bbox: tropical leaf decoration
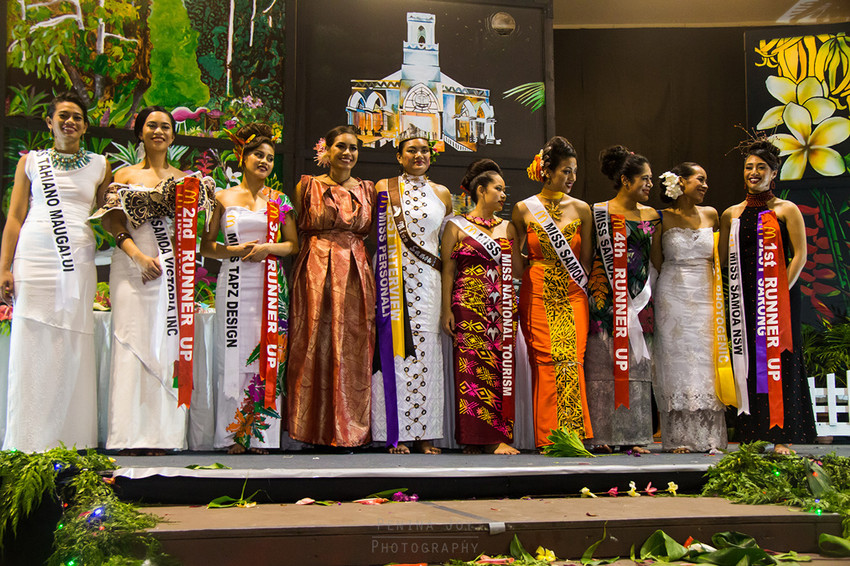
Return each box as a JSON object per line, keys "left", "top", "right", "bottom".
{"left": 106, "top": 141, "right": 142, "bottom": 170}
{"left": 503, "top": 81, "right": 545, "bottom": 112}
{"left": 7, "top": 85, "right": 51, "bottom": 118}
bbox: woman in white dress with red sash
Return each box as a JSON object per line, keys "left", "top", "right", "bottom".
{"left": 101, "top": 106, "right": 189, "bottom": 454}
{"left": 201, "top": 123, "right": 298, "bottom": 454}
{"left": 372, "top": 135, "right": 453, "bottom": 454}
{"left": 0, "top": 92, "right": 111, "bottom": 452}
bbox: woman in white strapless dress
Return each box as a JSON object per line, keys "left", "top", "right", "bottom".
{"left": 201, "top": 123, "right": 298, "bottom": 454}
{"left": 654, "top": 162, "right": 727, "bottom": 453}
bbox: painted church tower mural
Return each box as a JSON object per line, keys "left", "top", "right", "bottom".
{"left": 346, "top": 12, "right": 499, "bottom": 152}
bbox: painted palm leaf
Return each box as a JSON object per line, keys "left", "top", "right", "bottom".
{"left": 503, "top": 81, "right": 545, "bottom": 112}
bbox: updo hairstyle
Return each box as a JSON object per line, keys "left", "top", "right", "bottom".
{"left": 237, "top": 122, "right": 275, "bottom": 154}
{"left": 742, "top": 139, "right": 781, "bottom": 171}
{"left": 541, "top": 136, "right": 577, "bottom": 179}
{"left": 659, "top": 161, "right": 701, "bottom": 203}
{"left": 133, "top": 106, "right": 176, "bottom": 141}
{"left": 324, "top": 125, "right": 360, "bottom": 149}
{"left": 460, "top": 159, "right": 502, "bottom": 204}
{"left": 599, "top": 145, "right": 649, "bottom": 190}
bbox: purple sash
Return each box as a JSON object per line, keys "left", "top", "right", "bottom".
{"left": 755, "top": 213, "right": 768, "bottom": 394}
{"left": 375, "top": 191, "right": 399, "bottom": 447}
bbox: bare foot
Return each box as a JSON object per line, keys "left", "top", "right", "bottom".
{"left": 412, "top": 440, "right": 441, "bottom": 454}
{"left": 248, "top": 447, "right": 269, "bottom": 455}
{"left": 671, "top": 447, "right": 690, "bottom": 454}
{"left": 631, "top": 446, "right": 651, "bottom": 454}
{"left": 389, "top": 443, "right": 411, "bottom": 454}
{"left": 227, "top": 443, "right": 247, "bottom": 455}
{"left": 483, "top": 442, "right": 520, "bottom": 455}
{"left": 118, "top": 449, "right": 142, "bottom": 456}
{"left": 773, "top": 443, "right": 794, "bottom": 455}
{"left": 590, "top": 444, "right": 612, "bottom": 454}
{"left": 463, "top": 445, "right": 482, "bottom": 455}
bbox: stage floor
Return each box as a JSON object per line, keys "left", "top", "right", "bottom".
{"left": 145, "top": 496, "right": 845, "bottom": 566}
{"left": 111, "top": 443, "right": 850, "bottom": 504}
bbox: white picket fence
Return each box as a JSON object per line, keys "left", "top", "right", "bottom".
{"left": 808, "top": 372, "right": 850, "bottom": 436}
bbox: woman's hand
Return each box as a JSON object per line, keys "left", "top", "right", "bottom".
{"left": 132, "top": 253, "right": 163, "bottom": 283}
{"left": 242, "top": 242, "right": 271, "bottom": 263}
{"left": 441, "top": 309, "right": 456, "bottom": 338}
{"left": 230, "top": 240, "right": 258, "bottom": 259}
{"left": 0, "top": 270, "right": 14, "bottom": 304}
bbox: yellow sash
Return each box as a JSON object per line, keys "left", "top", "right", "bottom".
{"left": 713, "top": 232, "right": 737, "bottom": 406}
{"left": 386, "top": 198, "right": 405, "bottom": 357}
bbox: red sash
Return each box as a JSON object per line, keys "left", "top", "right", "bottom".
{"left": 611, "top": 214, "right": 630, "bottom": 409}
{"left": 261, "top": 200, "right": 280, "bottom": 410}
{"left": 174, "top": 176, "right": 200, "bottom": 408}
{"left": 761, "top": 211, "right": 792, "bottom": 428}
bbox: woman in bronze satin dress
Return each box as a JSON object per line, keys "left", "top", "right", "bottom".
{"left": 287, "top": 125, "right": 376, "bottom": 447}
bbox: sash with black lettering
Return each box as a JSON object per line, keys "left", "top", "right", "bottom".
{"left": 757, "top": 210, "right": 792, "bottom": 428}
{"left": 174, "top": 176, "right": 200, "bottom": 408}
{"left": 727, "top": 217, "right": 750, "bottom": 414}
{"left": 592, "top": 203, "right": 652, "bottom": 409}
{"left": 149, "top": 216, "right": 179, "bottom": 388}
{"left": 712, "top": 231, "right": 736, "bottom": 407}
{"left": 221, "top": 213, "right": 243, "bottom": 401}
{"left": 451, "top": 217, "right": 514, "bottom": 421}
{"left": 261, "top": 200, "right": 280, "bottom": 409}
{"left": 523, "top": 195, "right": 588, "bottom": 292}
{"left": 34, "top": 150, "right": 78, "bottom": 312}
{"left": 375, "top": 191, "right": 400, "bottom": 447}
{"left": 388, "top": 176, "right": 442, "bottom": 270}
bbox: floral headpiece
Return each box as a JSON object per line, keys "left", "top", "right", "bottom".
{"left": 527, "top": 150, "right": 544, "bottom": 182}
{"left": 313, "top": 137, "right": 330, "bottom": 168}
{"left": 660, "top": 171, "right": 683, "bottom": 199}
{"left": 224, "top": 129, "right": 256, "bottom": 167}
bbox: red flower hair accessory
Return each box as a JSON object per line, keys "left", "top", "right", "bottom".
{"left": 313, "top": 138, "right": 330, "bottom": 168}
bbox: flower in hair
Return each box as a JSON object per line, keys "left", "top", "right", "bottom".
{"left": 660, "top": 171, "right": 683, "bottom": 199}
{"left": 224, "top": 129, "right": 256, "bottom": 167}
{"left": 313, "top": 137, "right": 330, "bottom": 168}
{"left": 527, "top": 150, "right": 544, "bottom": 182}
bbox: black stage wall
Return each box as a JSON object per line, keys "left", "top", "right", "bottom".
{"left": 554, "top": 27, "right": 749, "bottom": 213}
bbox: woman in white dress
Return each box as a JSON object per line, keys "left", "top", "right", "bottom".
{"left": 201, "top": 123, "right": 298, "bottom": 454}
{"left": 371, "top": 135, "right": 452, "bottom": 454}
{"left": 654, "top": 162, "right": 728, "bottom": 453}
{"left": 102, "top": 106, "right": 188, "bottom": 454}
{"left": 0, "top": 92, "right": 111, "bottom": 452}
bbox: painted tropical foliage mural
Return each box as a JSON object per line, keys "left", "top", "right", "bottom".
{"left": 6, "top": 0, "right": 284, "bottom": 135}
{"left": 3, "top": 0, "right": 286, "bottom": 302}
{"left": 748, "top": 27, "right": 850, "bottom": 326}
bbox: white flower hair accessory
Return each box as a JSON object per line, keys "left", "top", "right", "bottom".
{"left": 660, "top": 171, "right": 683, "bottom": 199}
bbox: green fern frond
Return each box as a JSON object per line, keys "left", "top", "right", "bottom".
{"left": 503, "top": 82, "right": 545, "bottom": 112}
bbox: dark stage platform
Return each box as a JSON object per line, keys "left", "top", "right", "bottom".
{"left": 111, "top": 443, "right": 850, "bottom": 505}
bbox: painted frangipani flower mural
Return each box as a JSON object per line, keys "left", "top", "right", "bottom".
{"left": 751, "top": 30, "right": 850, "bottom": 324}
{"left": 755, "top": 32, "right": 850, "bottom": 180}
{"left": 771, "top": 102, "right": 850, "bottom": 180}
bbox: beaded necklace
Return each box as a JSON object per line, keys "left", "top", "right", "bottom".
{"left": 462, "top": 213, "right": 502, "bottom": 228}
{"left": 48, "top": 147, "right": 91, "bottom": 171}
{"left": 745, "top": 189, "right": 774, "bottom": 208}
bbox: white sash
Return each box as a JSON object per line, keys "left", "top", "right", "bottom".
{"left": 451, "top": 216, "right": 502, "bottom": 261}
{"left": 523, "top": 195, "right": 588, "bottom": 292}
{"left": 148, "top": 217, "right": 179, "bottom": 391}
{"left": 33, "top": 150, "right": 78, "bottom": 312}
{"left": 222, "top": 221, "right": 244, "bottom": 400}
{"left": 592, "top": 203, "right": 651, "bottom": 361}
{"left": 727, "top": 217, "right": 750, "bottom": 415}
